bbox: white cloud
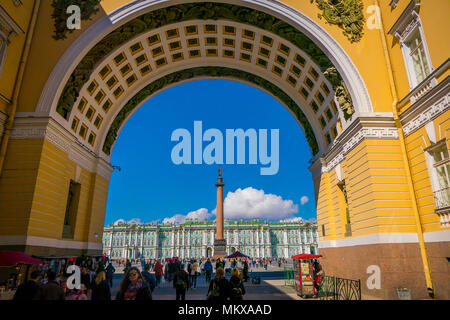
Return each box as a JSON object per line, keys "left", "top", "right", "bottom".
{"left": 280, "top": 217, "right": 304, "bottom": 223}
{"left": 300, "top": 196, "right": 309, "bottom": 205}
{"left": 113, "top": 218, "right": 142, "bottom": 225}
{"left": 223, "top": 187, "right": 298, "bottom": 220}
{"left": 162, "top": 208, "right": 213, "bottom": 225}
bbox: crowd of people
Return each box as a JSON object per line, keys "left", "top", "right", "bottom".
{"left": 6, "top": 255, "right": 298, "bottom": 301}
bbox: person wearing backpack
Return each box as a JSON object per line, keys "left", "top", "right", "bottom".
{"left": 207, "top": 267, "right": 230, "bottom": 301}
{"left": 141, "top": 264, "right": 156, "bottom": 293}
{"left": 173, "top": 264, "right": 189, "bottom": 300}
{"left": 190, "top": 260, "right": 199, "bottom": 289}
{"left": 229, "top": 268, "right": 245, "bottom": 300}
{"left": 203, "top": 258, "right": 213, "bottom": 283}
{"left": 154, "top": 260, "right": 163, "bottom": 287}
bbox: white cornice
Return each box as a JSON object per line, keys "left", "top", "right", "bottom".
{"left": 401, "top": 78, "right": 450, "bottom": 136}
{"left": 388, "top": 0, "right": 421, "bottom": 38}
{"left": 0, "top": 235, "right": 102, "bottom": 250}
{"left": 319, "top": 233, "right": 419, "bottom": 248}
{"left": 319, "top": 114, "right": 398, "bottom": 173}
{"left": 10, "top": 116, "right": 113, "bottom": 180}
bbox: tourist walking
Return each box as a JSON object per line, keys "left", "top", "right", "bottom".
{"left": 91, "top": 269, "right": 111, "bottom": 300}
{"left": 34, "top": 271, "right": 65, "bottom": 300}
{"left": 141, "top": 264, "right": 156, "bottom": 292}
{"left": 203, "top": 258, "right": 213, "bottom": 283}
{"left": 154, "top": 260, "right": 163, "bottom": 287}
{"left": 168, "top": 259, "right": 175, "bottom": 282}
{"left": 173, "top": 264, "right": 189, "bottom": 300}
{"left": 313, "top": 262, "right": 325, "bottom": 294}
{"left": 116, "top": 267, "right": 152, "bottom": 300}
{"left": 242, "top": 259, "right": 249, "bottom": 282}
{"left": 13, "top": 271, "right": 41, "bottom": 300}
{"left": 105, "top": 262, "right": 115, "bottom": 288}
{"left": 207, "top": 267, "right": 230, "bottom": 301}
{"left": 190, "top": 260, "right": 199, "bottom": 289}
{"left": 229, "top": 268, "right": 246, "bottom": 300}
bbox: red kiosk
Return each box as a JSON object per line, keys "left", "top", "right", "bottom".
{"left": 291, "top": 254, "right": 322, "bottom": 298}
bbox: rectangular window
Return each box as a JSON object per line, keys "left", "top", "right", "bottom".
{"left": 401, "top": 27, "right": 432, "bottom": 88}
{"left": 338, "top": 181, "right": 351, "bottom": 237}
{"left": 427, "top": 142, "right": 450, "bottom": 211}
{"left": 62, "top": 180, "right": 81, "bottom": 239}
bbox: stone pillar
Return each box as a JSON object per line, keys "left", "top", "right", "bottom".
{"left": 214, "top": 168, "right": 227, "bottom": 258}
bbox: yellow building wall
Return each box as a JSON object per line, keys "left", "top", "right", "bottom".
{"left": 0, "top": 136, "right": 109, "bottom": 249}
{"left": 405, "top": 110, "right": 450, "bottom": 233}
{"left": 318, "top": 138, "right": 424, "bottom": 242}
{"left": 15, "top": 0, "right": 395, "bottom": 116}
{"left": 0, "top": 0, "right": 34, "bottom": 112}
{"left": 0, "top": 139, "right": 43, "bottom": 235}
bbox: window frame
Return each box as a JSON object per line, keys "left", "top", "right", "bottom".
{"left": 400, "top": 25, "right": 433, "bottom": 89}
{"left": 389, "top": 2, "right": 434, "bottom": 89}
{"left": 426, "top": 140, "right": 450, "bottom": 192}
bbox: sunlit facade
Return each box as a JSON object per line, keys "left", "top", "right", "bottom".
{"left": 102, "top": 220, "right": 319, "bottom": 260}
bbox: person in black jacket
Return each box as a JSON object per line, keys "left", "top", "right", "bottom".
{"left": 229, "top": 268, "right": 246, "bottom": 300}
{"left": 91, "top": 270, "right": 111, "bottom": 300}
{"left": 80, "top": 266, "right": 92, "bottom": 290}
{"left": 116, "top": 267, "right": 152, "bottom": 300}
{"left": 207, "top": 267, "right": 230, "bottom": 301}
{"left": 173, "top": 264, "right": 189, "bottom": 300}
{"left": 13, "top": 270, "right": 41, "bottom": 300}
{"left": 34, "top": 271, "right": 65, "bottom": 300}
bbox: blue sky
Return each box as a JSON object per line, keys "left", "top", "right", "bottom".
{"left": 105, "top": 80, "right": 316, "bottom": 225}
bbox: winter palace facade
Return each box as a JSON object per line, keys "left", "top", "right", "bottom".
{"left": 102, "top": 220, "right": 319, "bottom": 260}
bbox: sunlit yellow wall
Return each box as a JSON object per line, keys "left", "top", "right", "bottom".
{"left": 1, "top": 0, "right": 448, "bottom": 254}
{"left": 0, "top": 139, "right": 43, "bottom": 235}
{"left": 379, "top": 0, "right": 450, "bottom": 101}
{"left": 405, "top": 110, "right": 450, "bottom": 233}
{"left": 318, "top": 137, "right": 424, "bottom": 241}
{"left": 0, "top": 136, "right": 108, "bottom": 248}
{"left": 0, "top": 0, "right": 34, "bottom": 112}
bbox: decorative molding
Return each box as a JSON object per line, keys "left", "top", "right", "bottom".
{"left": 310, "top": 0, "right": 365, "bottom": 43}
{"left": 402, "top": 92, "right": 450, "bottom": 136}
{"left": 410, "top": 77, "right": 438, "bottom": 104}
{"left": 0, "top": 5, "right": 24, "bottom": 35}
{"left": 51, "top": 0, "right": 101, "bottom": 40}
{"left": 102, "top": 66, "right": 320, "bottom": 156}
{"left": 0, "top": 109, "right": 7, "bottom": 137}
{"left": 388, "top": 0, "right": 420, "bottom": 38}
{"left": 37, "top": 0, "right": 373, "bottom": 140}
{"left": 399, "top": 58, "right": 450, "bottom": 107}
{"left": 320, "top": 114, "right": 398, "bottom": 173}
{"left": 389, "top": 0, "right": 399, "bottom": 9}
{"left": 54, "top": 2, "right": 356, "bottom": 121}
{"left": 12, "top": 0, "right": 23, "bottom": 7}
{"left": 322, "top": 127, "right": 398, "bottom": 173}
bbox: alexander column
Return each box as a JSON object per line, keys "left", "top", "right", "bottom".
{"left": 213, "top": 168, "right": 227, "bottom": 258}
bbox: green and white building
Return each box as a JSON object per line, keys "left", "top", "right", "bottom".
{"left": 102, "top": 219, "right": 319, "bottom": 259}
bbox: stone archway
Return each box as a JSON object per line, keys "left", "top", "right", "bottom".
{"left": 35, "top": 1, "right": 373, "bottom": 163}
{"left": 1, "top": 0, "right": 376, "bottom": 258}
